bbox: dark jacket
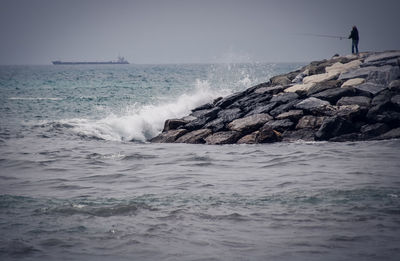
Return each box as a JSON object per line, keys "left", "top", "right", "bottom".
{"left": 349, "top": 27, "right": 359, "bottom": 41}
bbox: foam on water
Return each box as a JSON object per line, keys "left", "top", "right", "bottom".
{"left": 61, "top": 79, "right": 230, "bottom": 141}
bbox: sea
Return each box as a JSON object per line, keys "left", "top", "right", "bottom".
{"left": 1, "top": 63, "right": 400, "bottom": 261}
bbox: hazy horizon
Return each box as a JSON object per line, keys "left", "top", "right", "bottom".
{"left": 1, "top": 0, "right": 399, "bottom": 65}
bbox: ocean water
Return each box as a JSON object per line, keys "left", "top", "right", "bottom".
{"left": 1, "top": 63, "right": 400, "bottom": 261}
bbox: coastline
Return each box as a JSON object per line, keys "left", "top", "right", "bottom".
{"left": 151, "top": 50, "right": 400, "bottom": 144}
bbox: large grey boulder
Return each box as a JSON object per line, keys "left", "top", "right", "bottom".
{"left": 276, "top": 110, "right": 304, "bottom": 121}
{"left": 245, "top": 102, "right": 278, "bottom": 116}
{"left": 363, "top": 51, "right": 400, "bottom": 64}
{"left": 360, "top": 123, "right": 390, "bottom": 139}
{"left": 270, "top": 92, "right": 299, "bottom": 104}
{"left": 237, "top": 131, "right": 259, "bottom": 144}
{"left": 227, "top": 113, "right": 273, "bottom": 134}
{"left": 354, "top": 82, "right": 387, "bottom": 96}
{"left": 307, "top": 80, "right": 340, "bottom": 96}
{"left": 269, "top": 100, "right": 299, "bottom": 117}
{"left": 163, "top": 119, "right": 188, "bottom": 132}
{"left": 254, "top": 85, "right": 285, "bottom": 95}
{"left": 214, "top": 92, "right": 246, "bottom": 109}
{"left": 270, "top": 75, "right": 291, "bottom": 86}
{"left": 205, "top": 131, "right": 241, "bottom": 145}
{"left": 263, "top": 119, "right": 294, "bottom": 132}
{"left": 282, "top": 129, "right": 315, "bottom": 142}
{"left": 150, "top": 129, "right": 188, "bottom": 143}
{"left": 296, "top": 115, "right": 325, "bottom": 129}
{"left": 312, "top": 87, "right": 356, "bottom": 103}
{"left": 175, "top": 129, "right": 212, "bottom": 144}
{"left": 375, "top": 127, "right": 400, "bottom": 140}
{"left": 257, "top": 125, "right": 280, "bottom": 143}
{"left": 339, "top": 65, "right": 400, "bottom": 85}
{"left": 315, "top": 116, "right": 355, "bottom": 140}
{"left": 336, "top": 96, "right": 371, "bottom": 108}
{"left": 295, "top": 97, "right": 330, "bottom": 111}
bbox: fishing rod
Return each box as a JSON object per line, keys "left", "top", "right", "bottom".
{"left": 297, "top": 33, "right": 346, "bottom": 40}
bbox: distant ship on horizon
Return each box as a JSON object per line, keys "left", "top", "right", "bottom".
{"left": 52, "top": 56, "right": 129, "bottom": 65}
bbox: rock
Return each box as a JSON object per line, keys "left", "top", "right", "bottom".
{"left": 336, "top": 96, "right": 371, "bottom": 108}
{"left": 163, "top": 119, "right": 188, "bottom": 132}
{"left": 190, "top": 107, "right": 220, "bottom": 119}
{"left": 217, "top": 108, "right": 243, "bottom": 122}
{"left": 363, "top": 50, "right": 400, "bottom": 64}
{"left": 254, "top": 85, "right": 284, "bottom": 95}
{"left": 335, "top": 105, "right": 364, "bottom": 120}
{"left": 291, "top": 69, "right": 309, "bottom": 84}
{"left": 263, "top": 119, "right": 294, "bottom": 132}
{"left": 150, "top": 129, "right": 188, "bottom": 143}
{"left": 325, "top": 60, "right": 362, "bottom": 74}
{"left": 175, "top": 129, "right": 212, "bottom": 144}
{"left": 391, "top": 95, "right": 400, "bottom": 108}
{"left": 315, "top": 116, "right": 356, "bottom": 140}
{"left": 373, "top": 111, "right": 400, "bottom": 125}
{"left": 270, "top": 92, "right": 299, "bottom": 104}
{"left": 191, "top": 103, "right": 213, "bottom": 112}
{"left": 276, "top": 110, "right": 304, "bottom": 121}
{"left": 341, "top": 78, "right": 365, "bottom": 88}
{"left": 257, "top": 125, "right": 280, "bottom": 143}
{"left": 184, "top": 116, "right": 211, "bottom": 131}
{"left": 284, "top": 82, "right": 315, "bottom": 93}
{"left": 360, "top": 123, "right": 390, "bottom": 138}
{"left": 329, "top": 133, "right": 362, "bottom": 142}
{"left": 282, "top": 129, "right": 315, "bottom": 142}
{"left": 303, "top": 72, "right": 339, "bottom": 85}
{"left": 270, "top": 75, "right": 291, "bottom": 86}
{"left": 204, "top": 118, "right": 226, "bottom": 132}
{"left": 227, "top": 113, "right": 273, "bottom": 134}
{"left": 354, "top": 82, "right": 386, "bottom": 96}
{"left": 361, "top": 58, "right": 399, "bottom": 67}
{"left": 338, "top": 66, "right": 379, "bottom": 81}
{"left": 367, "top": 65, "right": 400, "bottom": 85}
{"left": 307, "top": 80, "right": 340, "bottom": 96}
{"left": 181, "top": 115, "right": 196, "bottom": 122}
{"left": 389, "top": 80, "right": 400, "bottom": 90}
{"left": 371, "top": 90, "right": 392, "bottom": 106}
{"left": 295, "top": 97, "right": 330, "bottom": 111}
{"left": 237, "top": 131, "right": 259, "bottom": 144}
{"left": 312, "top": 87, "right": 356, "bottom": 104}
{"left": 296, "top": 115, "right": 325, "bottom": 129}
{"left": 269, "top": 100, "right": 299, "bottom": 117}
{"left": 367, "top": 102, "right": 393, "bottom": 122}
{"left": 245, "top": 102, "right": 278, "bottom": 116}
{"left": 205, "top": 131, "right": 241, "bottom": 145}
{"left": 214, "top": 92, "right": 246, "bottom": 109}
{"left": 375, "top": 127, "right": 400, "bottom": 140}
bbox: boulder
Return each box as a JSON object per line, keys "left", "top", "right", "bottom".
{"left": 363, "top": 51, "right": 400, "bottom": 64}
{"left": 371, "top": 90, "right": 392, "bottom": 106}
{"left": 270, "top": 75, "right": 291, "bottom": 86}
{"left": 263, "top": 119, "right": 294, "bottom": 132}
{"left": 360, "top": 123, "right": 390, "bottom": 138}
{"left": 257, "top": 125, "right": 280, "bottom": 143}
{"left": 389, "top": 80, "right": 400, "bottom": 90}
{"left": 163, "top": 119, "right": 188, "bottom": 132}
{"left": 354, "top": 82, "right": 386, "bottom": 96}
{"left": 329, "top": 133, "right": 362, "bottom": 142}
{"left": 270, "top": 92, "right": 299, "bottom": 104}
{"left": 291, "top": 69, "right": 309, "bottom": 84}
{"left": 338, "top": 66, "right": 379, "bottom": 81}
{"left": 341, "top": 78, "right": 365, "bottom": 88}
{"left": 375, "top": 127, "right": 400, "bottom": 140}
{"left": 150, "top": 129, "right": 188, "bottom": 143}
{"left": 254, "top": 85, "right": 284, "bottom": 95}
{"left": 303, "top": 72, "right": 339, "bottom": 85}
{"left": 315, "top": 116, "right": 356, "bottom": 140}
{"left": 190, "top": 107, "right": 220, "bottom": 119}
{"left": 282, "top": 129, "right": 315, "bottom": 142}
{"left": 269, "top": 100, "right": 300, "bottom": 117}
{"left": 296, "top": 115, "right": 325, "bottom": 129}
{"left": 227, "top": 113, "right": 273, "bottom": 134}
{"left": 361, "top": 58, "right": 399, "bottom": 67}
{"left": 205, "top": 131, "right": 241, "bottom": 145}
{"left": 214, "top": 92, "right": 246, "bottom": 109}
{"left": 191, "top": 103, "right": 213, "bottom": 112}
{"left": 391, "top": 95, "right": 400, "bottom": 108}
{"left": 335, "top": 105, "right": 365, "bottom": 120}
{"left": 307, "top": 80, "right": 340, "bottom": 96}
{"left": 184, "top": 117, "right": 211, "bottom": 131}
{"left": 366, "top": 65, "right": 400, "bottom": 85}
{"left": 245, "top": 102, "right": 278, "bottom": 116}
{"left": 312, "top": 87, "right": 356, "bottom": 103}
{"left": 217, "top": 108, "right": 243, "bottom": 122}
{"left": 276, "top": 110, "right": 304, "bottom": 121}
{"left": 204, "top": 118, "right": 226, "bottom": 132}
{"left": 325, "top": 60, "right": 362, "bottom": 74}
{"left": 295, "top": 97, "right": 330, "bottom": 111}
{"left": 336, "top": 96, "right": 371, "bottom": 108}
{"left": 284, "top": 82, "right": 315, "bottom": 93}
{"left": 175, "top": 129, "right": 212, "bottom": 144}
{"left": 237, "top": 131, "right": 259, "bottom": 144}
{"left": 373, "top": 111, "right": 400, "bottom": 125}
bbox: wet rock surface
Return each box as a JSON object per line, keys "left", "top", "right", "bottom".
{"left": 151, "top": 50, "right": 400, "bottom": 144}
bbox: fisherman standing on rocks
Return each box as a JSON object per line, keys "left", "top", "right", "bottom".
{"left": 348, "top": 26, "right": 359, "bottom": 54}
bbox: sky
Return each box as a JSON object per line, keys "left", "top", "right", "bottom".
{"left": 0, "top": 0, "right": 399, "bottom": 65}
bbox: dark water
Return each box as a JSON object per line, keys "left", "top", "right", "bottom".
{"left": 1, "top": 64, "right": 400, "bottom": 260}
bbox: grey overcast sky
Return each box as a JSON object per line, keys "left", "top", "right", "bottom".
{"left": 0, "top": 0, "right": 399, "bottom": 65}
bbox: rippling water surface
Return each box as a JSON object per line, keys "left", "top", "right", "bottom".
{"left": 1, "top": 64, "right": 399, "bottom": 260}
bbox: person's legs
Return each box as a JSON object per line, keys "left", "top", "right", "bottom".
{"left": 355, "top": 40, "right": 359, "bottom": 54}
{"left": 352, "top": 40, "right": 355, "bottom": 54}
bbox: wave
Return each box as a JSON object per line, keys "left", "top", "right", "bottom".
{"left": 55, "top": 80, "right": 230, "bottom": 142}
{"left": 8, "top": 97, "right": 63, "bottom": 101}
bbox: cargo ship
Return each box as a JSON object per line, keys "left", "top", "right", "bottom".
{"left": 52, "top": 56, "right": 129, "bottom": 65}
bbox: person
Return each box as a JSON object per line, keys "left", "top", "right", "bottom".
{"left": 348, "top": 26, "right": 359, "bottom": 54}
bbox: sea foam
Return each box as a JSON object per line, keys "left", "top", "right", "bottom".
{"left": 63, "top": 80, "right": 230, "bottom": 142}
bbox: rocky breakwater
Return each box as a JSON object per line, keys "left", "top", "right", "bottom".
{"left": 151, "top": 50, "right": 400, "bottom": 144}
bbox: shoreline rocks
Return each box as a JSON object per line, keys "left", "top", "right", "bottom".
{"left": 151, "top": 50, "right": 400, "bottom": 144}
